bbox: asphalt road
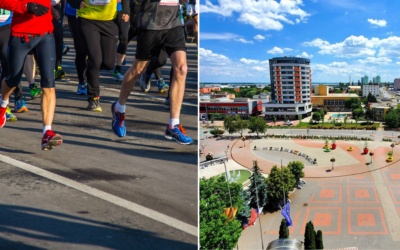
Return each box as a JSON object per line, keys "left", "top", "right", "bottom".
{"left": 0, "top": 38, "right": 198, "bottom": 249}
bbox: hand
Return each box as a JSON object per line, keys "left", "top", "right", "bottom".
{"left": 79, "top": 1, "right": 86, "bottom": 9}
{"left": 27, "top": 2, "right": 49, "bottom": 17}
{"left": 179, "top": 0, "right": 188, "bottom": 4}
{"left": 117, "top": 0, "right": 121, "bottom": 2}
{"left": 122, "top": 14, "right": 129, "bottom": 22}
{"left": 51, "top": 6, "right": 60, "bottom": 20}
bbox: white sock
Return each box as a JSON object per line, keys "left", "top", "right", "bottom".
{"left": 115, "top": 101, "right": 126, "bottom": 113}
{"left": 1, "top": 98, "right": 9, "bottom": 108}
{"left": 43, "top": 125, "right": 52, "bottom": 135}
{"left": 169, "top": 118, "right": 180, "bottom": 127}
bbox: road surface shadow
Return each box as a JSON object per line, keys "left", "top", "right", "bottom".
{"left": 0, "top": 204, "right": 196, "bottom": 250}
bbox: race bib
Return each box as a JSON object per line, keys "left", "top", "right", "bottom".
{"left": 160, "top": 0, "right": 179, "bottom": 6}
{"left": 88, "top": 0, "right": 111, "bottom": 6}
{"left": 0, "top": 8, "right": 11, "bottom": 22}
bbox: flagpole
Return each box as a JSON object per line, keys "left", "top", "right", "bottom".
{"left": 224, "top": 161, "right": 234, "bottom": 218}
{"left": 253, "top": 160, "right": 265, "bottom": 250}
{"left": 281, "top": 159, "right": 285, "bottom": 208}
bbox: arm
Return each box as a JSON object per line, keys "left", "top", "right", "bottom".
{"left": 0, "top": 0, "right": 29, "bottom": 13}
{"left": 66, "top": 0, "right": 81, "bottom": 10}
{"left": 121, "top": 0, "right": 129, "bottom": 15}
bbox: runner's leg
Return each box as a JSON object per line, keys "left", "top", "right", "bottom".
{"left": 53, "top": 4, "right": 66, "bottom": 80}
{"left": 114, "top": 11, "right": 129, "bottom": 81}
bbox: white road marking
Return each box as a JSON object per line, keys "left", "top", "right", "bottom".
{"left": 0, "top": 154, "right": 198, "bottom": 237}
{"left": 58, "top": 80, "right": 197, "bottom": 107}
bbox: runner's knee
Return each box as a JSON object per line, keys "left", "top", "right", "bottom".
{"left": 174, "top": 63, "right": 187, "bottom": 78}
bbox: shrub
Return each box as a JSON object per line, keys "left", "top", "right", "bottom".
{"left": 210, "top": 129, "right": 225, "bottom": 135}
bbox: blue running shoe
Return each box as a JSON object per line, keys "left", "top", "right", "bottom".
{"left": 111, "top": 102, "right": 126, "bottom": 137}
{"left": 164, "top": 97, "right": 170, "bottom": 110}
{"left": 76, "top": 82, "right": 87, "bottom": 95}
{"left": 14, "top": 99, "right": 28, "bottom": 113}
{"left": 165, "top": 124, "right": 193, "bottom": 145}
{"left": 157, "top": 79, "right": 169, "bottom": 93}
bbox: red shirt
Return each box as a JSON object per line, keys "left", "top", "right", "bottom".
{"left": 0, "top": 0, "right": 53, "bottom": 34}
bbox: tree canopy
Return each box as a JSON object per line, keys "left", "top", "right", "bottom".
{"left": 345, "top": 97, "right": 361, "bottom": 110}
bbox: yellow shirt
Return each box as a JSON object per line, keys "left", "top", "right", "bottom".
{"left": 77, "top": 0, "right": 117, "bottom": 21}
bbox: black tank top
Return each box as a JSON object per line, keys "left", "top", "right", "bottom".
{"left": 138, "top": 0, "right": 181, "bottom": 30}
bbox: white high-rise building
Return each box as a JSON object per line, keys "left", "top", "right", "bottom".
{"left": 362, "top": 84, "right": 380, "bottom": 97}
{"left": 262, "top": 56, "right": 313, "bottom": 119}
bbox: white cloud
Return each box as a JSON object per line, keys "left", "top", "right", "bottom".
{"left": 267, "top": 46, "right": 293, "bottom": 54}
{"left": 201, "top": 0, "right": 309, "bottom": 31}
{"left": 358, "top": 57, "right": 392, "bottom": 65}
{"left": 254, "top": 34, "right": 265, "bottom": 42}
{"left": 199, "top": 48, "right": 230, "bottom": 65}
{"left": 329, "top": 62, "right": 348, "bottom": 67}
{"left": 397, "top": 62, "right": 400, "bottom": 65}
{"left": 302, "top": 36, "right": 379, "bottom": 58}
{"left": 367, "top": 19, "right": 387, "bottom": 27}
{"left": 387, "top": 31, "right": 393, "bottom": 35}
{"left": 239, "top": 58, "right": 269, "bottom": 64}
{"left": 252, "top": 66, "right": 269, "bottom": 72}
{"left": 201, "top": 32, "right": 253, "bottom": 44}
{"left": 298, "top": 52, "right": 313, "bottom": 58}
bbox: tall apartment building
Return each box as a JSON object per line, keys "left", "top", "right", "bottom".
{"left": 394, "top": 79, "right": 400, "bottom": 90}
{"left": 362, "top": 84, "right": 380, "bottom": 97}
{"left": 361, "top": 75, "right": 369, "bottom": 85}
{"left": 373, "top": 75, "right": 381, "bottom": 84}
{"left": 262, "top": 56, "right": 312, "bottom": 119}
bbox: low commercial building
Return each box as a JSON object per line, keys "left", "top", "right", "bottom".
{"left": 348, "top": 86, "right": 361, "bottom": 93}
{"left": 262, "top": 102, "right": 312, "bottom": 119}
{"left": 362, "top": 84, "right": 380, "bottom": 97}
{"left": 199, "top": 98, "right": 261, "bottom": 120}
{"left": 311, "top": 85, "right": 359, "bottom": 111}
{"left": 199, "top": 87, "right": 221, "bottom": 94}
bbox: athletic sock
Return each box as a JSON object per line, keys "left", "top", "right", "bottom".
{"left": 43, "top": 125, "right": 52, "bottom": 135}
{"left": 1, "top": 98, "right": 9, "bottom": 108}
{"left": 115, "top": 65, "right": 121, "bottom": 73}
{"left": 169, "top": 118, "right": 179, "bottom": 128}
{"left": 115, "top": 101, "right": 126, "bottom": 113}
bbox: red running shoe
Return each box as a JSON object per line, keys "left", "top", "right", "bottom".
{"left": 0, "top": 106, "right": 6, "bottom": 128}
{"left": 42, "top": 130, "right": 63, "bottom": 150}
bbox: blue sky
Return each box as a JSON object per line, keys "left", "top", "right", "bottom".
{"left": 199, "top": 0, "right": 400, "bottom": 83}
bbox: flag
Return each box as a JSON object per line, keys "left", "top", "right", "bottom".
{"left": 224, "top": 207, "right": 238, "bottom": 221}
{"left": 243, "top": 208, "right": 259, "bottom": 229}
{"left": 281, "top": 201, "right": 293, "bottom": 226}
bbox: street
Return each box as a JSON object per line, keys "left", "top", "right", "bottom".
{"left": 0, "top": 38, "right": 198, "bottom": 249}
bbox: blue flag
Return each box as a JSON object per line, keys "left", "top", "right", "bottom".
{"left": 281, "top": 201, "right": 293, "bottom": 227}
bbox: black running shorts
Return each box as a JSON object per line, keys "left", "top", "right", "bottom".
{"left": 135, "top": 25, "right": 186, "bottom": 61}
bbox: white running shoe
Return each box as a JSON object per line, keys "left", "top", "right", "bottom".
{"left": 139, "top": 74, "right": 151, "bottom": 92}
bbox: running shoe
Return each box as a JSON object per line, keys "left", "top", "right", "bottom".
{"left": 30, "top": 83, "right": 42, "bottom": 99}
{"left": 62, "top": 45, "right": 70, "bottom": 55}
{"left": 111, "top": 102, "right": 126, "bottom": 137}
{"left": 113, "top": 71, "right": 124, "bottom": 82}
{"left": 0, "top": 106, "right": 7, "bottom": 127}
{"left": 14, "top": 99, "right": 28, "bottom": 113}
{"left": 139, "top": 74, "right": 151, "bottom": 92}
{"left": 6, "top": 106, "right": 17, "bottom": 121}
{"left": 87, "top": 97, "right": 102, "bottom": 111}
{"left": 76, "top": 82, "right": 87, "bottom": 95}
{"left": 165, "top": 124, "right": 193, "bottom": 145}
{"left": 157, "top": 78, "right": 169, "bottom": 93}
{"left": 41, "top": 130, "right": 63, "bottom": 150}
{"left": 55, "top": 66, "right": 67, "bottom": 80}
{"left": 164, "top": 97, "right": 170, "bottom": 110}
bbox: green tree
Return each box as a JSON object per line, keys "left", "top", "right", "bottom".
{"left": 344, "top": 116, "right": 348, "bottom": 125}
{"left": 266, "top": 166, "right": 296, "bottom": 208}
{"left": 210, "top": 114, "right": 215, "bottom": 125}
{"left": 367, "top": 92, "right": 377, "bottom": 103}
{"left": 316, "top": 230, "right": 324, "bottom": 249}
{"left": 287, "top": 161, "right": 305, "bottom": 183}
{"left": 323, "top": 107, "right": 328, "bottom": 115}
{"left": 352, "top": 108, "right": 364, "bottom": 119}
{"left": 298, "top": 114, "right": 303, "bottom": 126}
{"left": 224, "top": 116, "right": 236, "bottom": 135}
{"left": 304, "top": 221, "right": 316, "bottom": 250}
{"left": 273, "top": 116, "right": 277, "bottom": 126}
{"left": 312, "top": 112, "right": 321, "bottom": 123}
{"left": 235, "top": 117, "right": 249, "bottom": 137}
{"left": 200, "top": 176, "right": 244, "bottom": 249}
{"left": 362, "top": 97, "right": 368, "bottom": 105}
{"left": 249, "top": 161, "right": 268, "bottom": 209}
{"left": 345, "top": 97, "right": 362, "bottom": 110}
{"left": 236, "top": 189, "right": 251, "bottom": 225}
{"left": 248, "top": 117, "right": 267, "bottom": 138}
{"left": 279, "top": 219, "right": 289, "bottom": 239}
{"left": 234, "top": 92, "right": 242, "bottom": 98}
{"left": 365, "top": 107, "right": 373, "bottom": 120}
{"left": 284, "top": 116, "right": 288, "bottom": 123}
{"left": 384, "top": 109, "right": 399, "bottom": 128}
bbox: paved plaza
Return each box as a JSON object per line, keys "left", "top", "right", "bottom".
{"left": 200, "top": 137, "right": 400, "bottom": 249}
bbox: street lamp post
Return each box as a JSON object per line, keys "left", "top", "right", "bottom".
{"left": 369, "top": 150, "right": 374, "bottom": 164}
{"left": 224, "top": 150, "right": 228, "bottom": 162}
{"left": 330, "top": 156, "right": 336, "bottom": 171}
{"left": 391, "top": 143, "right": 395, "bottom": 154}
{"left": 201, "top": 145, "right": 205, "bottom": 155}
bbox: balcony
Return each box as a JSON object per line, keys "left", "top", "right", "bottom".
{"left": 276, "top": 73, "right": 281, "bottom": 76}
{"left": 294, "top": 68, "right": 300, "bottom": 71}
{"left": 277, "top": 88, "right": 282, "bottom": 91}
{"left": 276, "top": 68, "right": 280, "bottom": 71}
{"left": 276, "top": 83, "right": 281, "bottom": 87}
{"left": 295, "top": 88, "right": 301, "bottom": 91}
{"left": 295, "top": 78, "right": 301, "bottom": 81}
{"left": 310, "top": 69, "right": 312, "bottom": 72}
{"left": 278, "top": 98, "right": 282, "bottom": 101}
{"left": 310, "top": 74, "right": 312, "bottom": 77}
{"left": 296, "top": 93, "right": 301, "bottom": 96}
{"left": 295, "top": 73, "right": 300, "bottom": 76}
{"left": 295, "top": 83, "right": 301, "bottom": 86}
{"left": 296, "top": 98, "right": 301, "bottom": 101}
{"left": 310, "top": 79, "right": 312, "bottom": 81}
{"left": 278, "top": 93, "right": 282, "bottom": 96}
{"left": 277, "top": 78, "right": 281, "bottom": 81}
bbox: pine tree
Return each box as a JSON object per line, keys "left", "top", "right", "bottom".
{"left": 249, "top": 160, "right": 268, "bottom": 209}
{"left": 279, "top": 219, "right": 289, "bottom": 239}
{"left": 304, "top": 221, "right": 316, "bottom": 249}
{"left": 316, "top": 230, "right": 324, "bottom": 249}
{"left": 236, "top": 189, "right": 251, "bottom": 225}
